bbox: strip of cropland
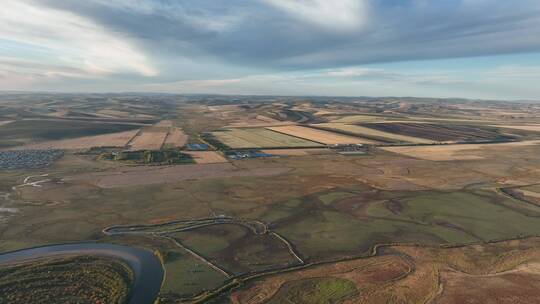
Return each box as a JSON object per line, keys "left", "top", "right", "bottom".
{"left": 208, "top": 128, "right": 323, "bottom": 149}
{"left": 267, "top": 125, "right": 376, "bottom": 145}
{"left": 260, "top": 148, "right": 332, "bottom": 156}
{"left": 8, "top": 129, "right": 140, "bottom": 150}
{"left": 362, "top": 122, "right": 511, "bottom": 142}
{"left": 314, "top": 123, "right": 433, "bottom": 144}
{"left": 129, "top": 127, "right": 168, "bottom": 151}
{"left": 185, "top": 151, "right": 228, "bottom": 164}
{"left": 0, "top": 119, "right": 142, "bottom": 148}
{"left": 382, "top": 140, "right": 540, "bottom": 161}
{"left": 490, "top": 124, "right": 540, "bottom": 132}
{"left": 163, "top": 127, "right": 188, "bottom": 148}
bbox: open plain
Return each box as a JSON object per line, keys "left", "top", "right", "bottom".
{"left": 1, "top": 94, "right": 540, "bottom": 304}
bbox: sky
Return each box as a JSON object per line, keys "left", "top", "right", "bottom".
{"left": 1, "top": 0, "right": 540, "bottom": 100}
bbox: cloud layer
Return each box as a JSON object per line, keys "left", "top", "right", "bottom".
{"left": 1, "top": 0, "right": 540, "bottom": 99}
{"left": 1, "top": 0, "right": 157, "bottom": 78}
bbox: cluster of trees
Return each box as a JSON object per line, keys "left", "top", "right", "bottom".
{"left": 0, "top": 255, "right": 134, "bottom": 304}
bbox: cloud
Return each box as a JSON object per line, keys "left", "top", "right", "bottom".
{"left": 29, "top": 0, "right": 540, "bottom": 71}
{"left": 485, "top": 65, "right": 540, "bottom": 79}
{"left": 0, "top": 0, "right": 157, "bottom": 77}
{"left": 87, "top": 0, "right": 245, "bottom": 33}
{"left": 1, "top": 0, "right": 540, "bottom": 99}
{"left": 325, "top": 67, "right": 392, "bottom": 78}
{"left": 262, "top": 0, "right": 368, "bottom": 31}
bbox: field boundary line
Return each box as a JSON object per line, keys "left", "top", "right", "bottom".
{"left": 264, "top": 127, "right": 326, "bottom": 145}
{"left": 185, "top": 235, "right": 540, "bottom": 303}
{"left": 270, "top": 232, "right": 304, "bottom": 265}
{"left": 125, "top": 128, "right": 143, "bottom": 148}
{"left": 159, "top": 235, "right": 232, "bottom": 278}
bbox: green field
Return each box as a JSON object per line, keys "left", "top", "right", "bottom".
{"left": 160, "top": 243, "right": 228, "bottom": 298}
{"left": 266, "top": 277, "right": 358, "bottom": 304}
{"left": 207, "top": 128, "right": 322, "bottom": 149}
{"left": 0, "top": 255, "right": 133, "bottom": 304}
{"left": 273, "top": 189, "right": 540, "bottom": 261}
{"left": 100, "top": 234, "right": 229, "bottom": 299}
{"left": 170, "top": 224, "right": 298, "bottom": 275}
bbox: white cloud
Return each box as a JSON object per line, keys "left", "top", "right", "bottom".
{"left": 0, "top": 0, "right": 157, "bottom": 77}
{"left": 485, "top": 65, "right": 540, "bottom": 79}
{"left": 262, "top": 0, "right": 369, "bottom": 31}
{"left": 325, "top": 67, "right": 388, "bottom": 78}
{"left": 90, "top": 0, "right": 244, "bottom": 33}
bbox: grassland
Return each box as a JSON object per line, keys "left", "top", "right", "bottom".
{"left": 3, "top": 95, "right": 540, "bottom": 303}
{"left": 161, "top": 249, "right": 228, "bottom": 298}
{"left": 170, "top": 224, "right": 298, "bottom": 275}
{"left": 265, "top": 277, "right": 358, "bottom": 304}
{"left": 66, "top": 162, "right": 292, "bottom": 188}
{"left": 0, "top": 255, "right": 133, "bottom": 304}
{"left": 231, "top": 238, "right": 540, "bottom": 304}
{"left": 268, "top": 125, "right": 375, "bottom": 145}
{"left": 270, "top": 189, "right": 540, "bottom": 261}
{"left": 208, "top": 128, "right": 322, "bottom": 149}
{"left": 501, "top": 184, "right": 540, "bottom": 207}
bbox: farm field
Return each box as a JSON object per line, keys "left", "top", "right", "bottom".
{"left": 163, "top": 127, "right": 188, "bottom": 148}
{"left": 207, "top": 128, "right": 323, "bottom": 149}
{"left": 0, "top": 119, "right": 141, "bottom": 148}
{"left": 382, "top": 140, "right": 540, "bottom": 161}
{"left": 9, "top": 129, "right": 140, "bottom": 150}
{"left": 226, "top": 114, "right": 292, "bottom": 128}
{"left": 314, "top": 123, "right": 433, "bottom": 144}
{"left": 128, "top": 127, "right": 168, "bottom": 150}
{"left": 260, "top": 148, "right": 332, "bottom": 156}
{"left": 267, "top": 125, "right": 375, "bottom": 145}
{"left": 96, "top": 109, "right": 132, "bottom": 118}
{"left": 331, "top": 114, "right": 389, "bottom": 123}
{"left": 490, "top": 124, "right": 540, "bottom": 132}
{"left": 362, "top": 122, "right": 513, "bottom": 142}
{"left": 185, "top": 151, "right": 228, "bottom": 164}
